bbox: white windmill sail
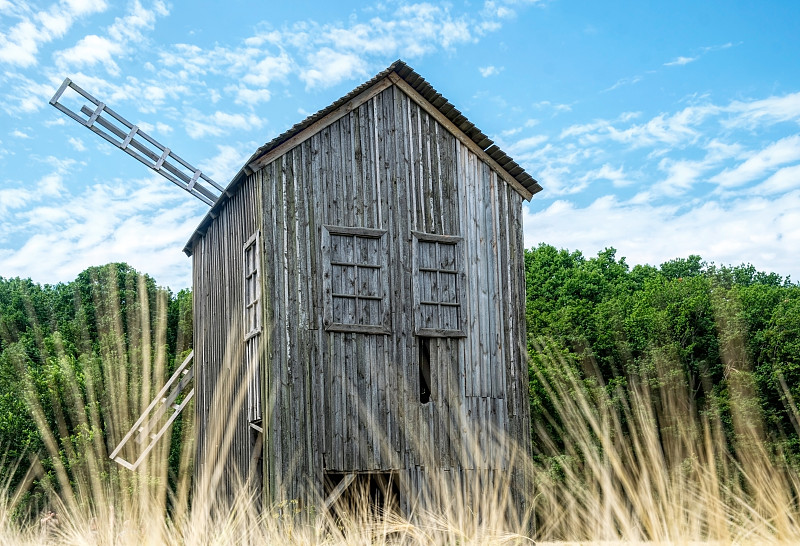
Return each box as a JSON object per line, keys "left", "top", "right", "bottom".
{"left": 50, "top": 78, "right": 225, "bottom": 206}
{"left": 50, "top": 80, "right": 205, "bottom": 469}
{"left": 108, "top": 352, "right": 195, "bottom": 471}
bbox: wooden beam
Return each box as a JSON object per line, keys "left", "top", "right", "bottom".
{"left": 321, "top": 473, "right": 357, "bottom": 512}
{"left": 387, "top": 73, "right": 534, "bottom": 201}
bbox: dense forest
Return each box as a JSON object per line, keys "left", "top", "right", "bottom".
{"left": 0, "top": 246, "right": 798, "bottom": 514}
{"left": 0, "top": 263, "right": 193, "bottom": 512}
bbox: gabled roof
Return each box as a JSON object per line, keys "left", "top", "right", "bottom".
{"left": 184, "top": 60, "right": 541, "bottom": 255}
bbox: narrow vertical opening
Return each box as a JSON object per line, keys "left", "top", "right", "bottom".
{"left": 418, "top": 337, "right": 431, "bottom": 404}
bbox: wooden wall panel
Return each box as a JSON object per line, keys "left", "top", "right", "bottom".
{"left": 192, "top": 175, "right": 260, "bottom": 501}
{"left": 192, "top": 80, "right": 531, "bottom": 509}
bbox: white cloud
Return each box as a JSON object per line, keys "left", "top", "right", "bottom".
{"left": 523, "top": 191, "right": 800, "bottom": 280}
{"left": 581, "top": 163, "right": 632, "bottom": 188}
{"left": 479, "top": 65, "right": 501, "bottom": 77}
{"left": 0, "top": 73, "right": 62, "bottom": 115}
{"left": 0, "top": 170, "right": 65, "bottom": 215}
{"left": 752, "top": 164, "right": 800, "bottom": 195}
{"left": 605, "top": 75, "right": 643, "bottom": 92}
{"left": 664, "top": 56, "right": 697, "bottom": 66}
{"left": 724, "top": 92, "right": 800, "bottom": 129}
{"left": 440, "top": 19, "right": 472, "bottom": 47}
{"left": 229, "top": 85, "right": 271, "bottom": 106}
{"left": 56, "top": 34, "right": 122, "bottom": 74}
{"left": 11, "top": 129, "right": 30, "bottom": 138}
{"left": 54, "top": 0, "right": 168, "bottom": 75}
{"left": 68, "top": 136, "right": 85, "bottom": 151}
{"left": 300, "top": 48, "right": 368, "bottom": 90}
{"left": 63, "top": 0, "right": 108, "bottom": 16}
{"left": 533, "top": 101, "right": 572, "bottom": 114}
{"left": 199, "top": 144, "right": 253, "bottom": 185}
{"left": 155, "top": 0, "right": 503, "bottom": 95}
{"left": 654, "top": 157, "right": 708, "bottom": 196}
{"left": 184, "top": 110, "right": 265, "bottom": 139}
{"left": 0, "top": 177, "right": 203, "bottom": 288}
{"left": 559, "top": 106, "right": 714, "bottom": 148}
{"left": 506, "top": 134, "right": 548, "bottom": 155}
{"left": 241, "top": 52, "right": 292, "bottom": 88}
{"left": 711, "top": 134, "right": 800, "bottom": 188}
{"left": 0, "top": 0, "right": 108, "bottom": 67}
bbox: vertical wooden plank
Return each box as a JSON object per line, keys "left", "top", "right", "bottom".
{"left": 396, "top": 86, "right": 418, "bottom": 467}
{"left": 497, "top": 174, "right": 511, "bottom": 408}
{"left": 332, "top": 332, "right": 343, "bottom": 470}
{"left": 486, "top": 169, "right": 502, "bottom": 400}
{"left": 384, "top": 85, "right": 403, "bottom": 459}
{"left": 433, "top": 339, "right": 444, "bottom": 468}
{"left": 433, "top": 121, "right": 447, "bottom": 235}
{"left": 367, "top": 333, "right": 377, "bottom": 470}
{"left": 405, "top": 93, "right": 420, "bottom": 233}
{"left": 343, "top": 331, "right": 353, "bottom": 470}
{"left": 465, "top": 144, "right": 480, "bottom": 399}
{"left": 477, "top": 159, "right": 491, "bottom": 398}
{"left": 341, "top": 114, "right": 354, "bottom": 228}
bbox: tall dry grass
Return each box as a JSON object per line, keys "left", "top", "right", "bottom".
{"left": 1, "top": 267, "right": 799, "bottom": 544}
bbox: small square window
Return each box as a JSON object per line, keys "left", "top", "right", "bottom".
{"left": 322, "top": 226, "right": 390, "bottom": 334}
{"left": 412, "top": 231, "right": 466, "bottom": 337}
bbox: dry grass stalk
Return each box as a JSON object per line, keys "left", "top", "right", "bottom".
{"left": 1, "top": 268, "right": 799, "bottom": 544}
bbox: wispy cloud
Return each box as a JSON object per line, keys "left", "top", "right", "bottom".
{"left": 604, "top": 75, "right": 643, "bottom": 92}
{"left": 0, "top": 165, "right": 66, "bottom": 216}
{"left": 154, "top": 1, "right": 510, "bottom": 94}
{"left": 299, "top": 48, "right": 369, "bottom": 90}
{"left": 67, "top": 136, "right": 85, "bottom": 151}
{"left": 0, "top": 0, "right": 108, "bottom": 67}
{"left": 724, "top": 92, "right": 800, "bottom": 128}
{"left": 184, "top": 110, "right": 266, "bottom": 139}
{"left": 711, "top": 134, "right": 800, "bottom": 188}
{"left": 753, "top": 164, "right": 800, "bottom": 195}
{"left": 0, "top": 176, "right": 203, "bottom": 288}
{"left": 198, "top": 144, "right": 254, "bottom": 185}
{"left": 524, "top": 190, "right": 800, "bottom": 279}
{"left": 516, "top": 92, "right": 800, "bottom": 209}
{"left": 664, "top": 56, "right": 697, "bottom": 66}
{"left": 53, "top": 0, "right": 168, "bottom": 75}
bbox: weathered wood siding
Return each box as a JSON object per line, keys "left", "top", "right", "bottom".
{"left": 192, "top": 81, "right": 530, "bottom": 507}
{"left": 192, "top": 175, "right": 261, "bottom": 499}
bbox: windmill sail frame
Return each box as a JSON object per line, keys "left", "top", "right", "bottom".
{"left": 109, "top": 351, "right": 195, "bottom": 471}
{"left": 50, "top": 78, "right": 224, "bottom": 206}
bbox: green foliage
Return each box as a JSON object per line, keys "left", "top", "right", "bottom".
{"left": 0, "top": 264, "right": 192, "bottom": 516}
{"left": 1, "top": 247, "right": 798, "bottom": 524}
{"left": 525, "top": 244, "right": 799, "bottom": 462}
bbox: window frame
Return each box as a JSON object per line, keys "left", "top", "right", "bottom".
{"left": 412, "top": 231, "right": 467, "bottom": 338}
{"left": 243, "top": 230, "right": 262, "bottom": 423}
{"left": 321, "top": 225, "right": 391, "bottom": 335}
{"left": 243, "top": 230, "right": 262, "bottom": 341}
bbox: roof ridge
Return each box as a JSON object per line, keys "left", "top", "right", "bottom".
{"left": 184, "top": 60, "right": 541, "bottom": 255}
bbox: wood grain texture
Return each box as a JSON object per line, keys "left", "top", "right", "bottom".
{"left": 190, "top": 82, "right": 531, "bottom": 514}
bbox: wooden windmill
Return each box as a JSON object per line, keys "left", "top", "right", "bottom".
{"left": 51, "top": 61, "right": 542, "bottom": 516}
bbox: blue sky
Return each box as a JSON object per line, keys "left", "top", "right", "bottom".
{"left": 2, "top": 0, "right": 799, "bottom": 289}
